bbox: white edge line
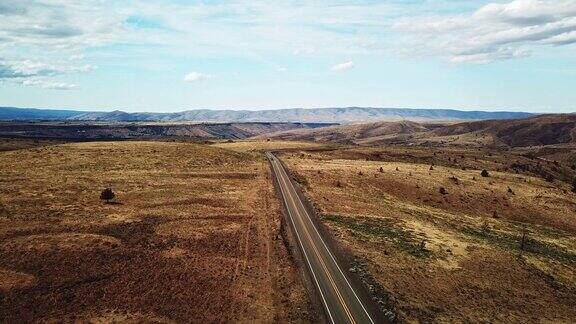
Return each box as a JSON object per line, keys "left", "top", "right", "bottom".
{"left": 269, "top": 154, "right": 336, "bottom": 324}
{"left": 275, "top": 153, "right": 376, "bottom": 324}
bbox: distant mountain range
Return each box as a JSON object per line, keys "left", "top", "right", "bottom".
{"left": 0, "top": 106, "right": 535, "bottom": 123}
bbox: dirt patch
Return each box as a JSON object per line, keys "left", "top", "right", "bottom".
{"left": 0, "top": 268, "right": 36, "bottom": 292}
{"left": 156, "top": 219, "right": 244, "bottom": 240}
{"left": 44, "top": 310, "right": 176, "bottom": 323}
{"left": 1, "top": 233, "right": 121, "bottom": 252}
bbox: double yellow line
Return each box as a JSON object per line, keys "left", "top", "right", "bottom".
{"left": 273, "top": 156, "right": 356, "bottom": 324}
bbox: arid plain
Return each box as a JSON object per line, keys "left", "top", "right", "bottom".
{"left": 0, "top": 140, "right": 313, "bottom": 322}
{"left": 218, "top": 135, "right": 576, "bottom": 323}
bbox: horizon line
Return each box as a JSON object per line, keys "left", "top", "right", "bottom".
{"left": 0, "top": 105, "right": 542, "bottom": 115}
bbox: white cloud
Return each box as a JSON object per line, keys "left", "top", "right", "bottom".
{"left": 0, "top": 59, "right": 92, "bottom": 89}
{"left": 0, "top": 0, "right": 125, "bottom": 51}
{"left": 183, "top": 71, "right": 209, "bottom": 82}
{"left": 21, "top": 78, "right": 78, "bottom": 90}
{"left": 69, "top": 54, "right": 85, "bottom": 61}
{"left": 1, "top": 0, "right": 573, "bottom": 94}
{"left": 394, "top": 0, "right": 576, "bottom": 63}
{"left": 0, "top": 60, "right": 93, "bottom": 79}
{"left": 331, "top": 61, "right": 355, "bottom": 72}
{"left": 0, "top": 0, "right": 112, "bottom": 88}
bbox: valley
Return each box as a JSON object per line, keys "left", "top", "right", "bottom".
{"left": 1, "top": 113, "right": 575, "bottom": 323}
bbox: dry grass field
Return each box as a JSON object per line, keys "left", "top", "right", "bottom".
{"left": 213, "top": 139, "right": 329, "bottom": 152}
{"left": 0, "top": 138, "right": 65, "bottom": 152}
{"left": 0, "top": 140, "right": 313, "bottom": 322}
{"left": 281, "top": 145, "right": 576, "bottom": 323}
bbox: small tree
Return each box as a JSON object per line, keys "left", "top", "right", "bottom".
{"left": 100, "top": 188, "right": 115, "bottom": 203}
{"left": 481, "top": 169, "right": 490, "bottom": 177}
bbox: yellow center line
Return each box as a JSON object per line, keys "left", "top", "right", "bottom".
{"left": 269, "top": 157, "right": 336, "bottom": 324}
{"left": 274, "top": 157, "right": 356, "bottom": 324}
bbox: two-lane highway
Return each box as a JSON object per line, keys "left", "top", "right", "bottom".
{"left": 267, "top": 152, "right": 376, "bottom": 324}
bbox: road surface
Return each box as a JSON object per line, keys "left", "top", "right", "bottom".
{"left": 267, "top": 152, "right": 377, "bottom": 324}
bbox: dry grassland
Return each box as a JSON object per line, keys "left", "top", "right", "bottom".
{"left": 282, "top": 145, "right": 576, "bottom": 323}
{"left": 0, "top": 140, "right": 312, "bottom": 322}
{"left": 0, "top": 138, "right": 65, "bottom": 152}
{"left": 213, "top": 140, "right": 329, "bottom": 152}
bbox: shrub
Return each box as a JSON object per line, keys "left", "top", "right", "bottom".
{"left": 429, "top": 165, "right": 434, "bottom": 171}
{"left": 379, "top": 167, "right": 384, "bottom": 173}
{"left": 572, "top": 179, "right": 576, "bottom": 193}
{"left": 418, "top": 240, "right": 427, "bottom": 251}
{"left": 100, "top": 188, "right": 115, "bottom": 203}
{"left": 439, "top": 187, "right": 448, "bottom": 195}
{"left": 481, "top": 218, "right": 490, "bottom": 232}
{"left": 520, "top": 228, "right": 530, "bottom": 252}
{"left": 481, "top": 169, "right": 490, "bottom": 177}
{"left": 507, "top": 187, "right": 515, "bottom": 195}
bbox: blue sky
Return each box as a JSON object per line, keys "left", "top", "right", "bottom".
{"left": 0, "top": 0, "right": 575, "bottom": 113}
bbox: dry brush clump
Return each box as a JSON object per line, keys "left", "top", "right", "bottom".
{"left": 100, "top": 188, "right": 115, "bottom": 203}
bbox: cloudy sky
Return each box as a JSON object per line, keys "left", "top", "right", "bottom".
{"left": 0, "top": 0, "right": 575, "bottom": 113}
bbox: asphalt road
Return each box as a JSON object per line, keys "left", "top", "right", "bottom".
{"left": 267, "top": 152, "right": 376, "bottom": 324}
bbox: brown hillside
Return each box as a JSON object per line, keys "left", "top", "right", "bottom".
{"left": 431, "top": 114, "right": 576, "bottom": 147}
{"left": 260, "top": 120, "right": 443, "bottom": 144}
{"left": 261, "top": 114, "right": 576, "bottom": 148}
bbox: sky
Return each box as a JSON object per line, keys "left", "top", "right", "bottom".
{"left": 0, "top": 0, "right": 575, "bottom": 113}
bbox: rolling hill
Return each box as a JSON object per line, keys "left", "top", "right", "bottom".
{"left": 0, "top": 106, "right": 534, "bottom": 123}
{"left": 261, "top": 114, "right": 576, "bottom": 148}
{"left": 257, "top": 120, "right": 443, "bottom": 145}
{"left": 430, "top": 114, "right": 576, "bottom": 147}
{"left": 0, "top": 121, "right": 331, "bottom": 140}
